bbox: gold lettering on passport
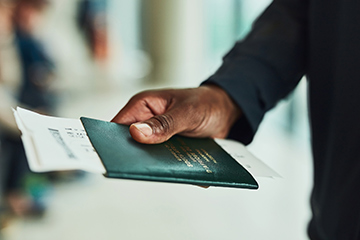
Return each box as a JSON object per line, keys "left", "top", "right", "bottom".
{"left": 165, "top": 144, "right": 182, "bottom": 162}
{"left": 180, "top": 146, "right": 197, "bottom": 163}
{"left": 201, "top": 149, "right": 217, "bottom": 164}
{"left": 196, "top": 157, "right": 212, "bottom": 173}
{"left": 165, "top": 143, "right": 193, "bottom": 167}
{"left": 195, "top": 149, "right": 210, "bottom": 162}
{"left": 175, "top": 138, "right": 213, "bottom": 174}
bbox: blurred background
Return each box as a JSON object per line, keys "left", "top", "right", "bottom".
{"left": 0, "top": 0, "right": 312, "bottom": 239}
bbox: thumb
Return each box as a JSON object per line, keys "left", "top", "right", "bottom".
{"left": 129, "top": 113, "right": 181, "bottom": 144}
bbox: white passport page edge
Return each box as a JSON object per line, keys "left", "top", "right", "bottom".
{"left": 13, "top": 107, "right": 280, "bottom": 178}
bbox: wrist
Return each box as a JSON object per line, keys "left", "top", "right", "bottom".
{"left": 200, "top": 84, "right": 242, "bottom": 136}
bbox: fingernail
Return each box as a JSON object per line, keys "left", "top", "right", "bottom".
{"left": 133, "top": 123, "right": 153, "bottom": 137}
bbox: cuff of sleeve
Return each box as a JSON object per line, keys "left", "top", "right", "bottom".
{"left": 201, "top": 57, "right": 283, "bottom": 145}
{"left": 201, "top": 81, "right": 255, "bottom": 145}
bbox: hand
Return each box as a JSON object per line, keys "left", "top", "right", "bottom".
{"left": 111, "top": 85, "right": 241, "bottom": 144}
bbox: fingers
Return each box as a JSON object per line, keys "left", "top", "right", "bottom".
{"left": 111, "top": 103, "right": 153, "bottom": 125}
{"left": 111, "top": 91, "right": 168, "bottom": 125}
{"left": 111, "top": 99, "right": 151, "bottom": 125}
{"left": 129, "top": 108, "right": 187, "bottom": 144}
{"left": 113, "top": 89, "right": 198, "bottom": 144}
{"left": 111, "top": 86, "right": 241, "bottom": 145}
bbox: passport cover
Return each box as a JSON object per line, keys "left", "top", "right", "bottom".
{"left": 80, "top": 117, "right": 258, "bottom": 189}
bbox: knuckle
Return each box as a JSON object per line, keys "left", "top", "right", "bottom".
{"left": 130, "top": 91, "right": 148, "bottom": 102}
{"left": 130, "top": 89, "right": 156, "bottom": 101}
{"left": 151, "top": 114, "right": 175, "bottom": 135}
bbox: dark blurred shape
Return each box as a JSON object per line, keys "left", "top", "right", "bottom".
{"left": 13, "top": 1, "right": 55, "bottom": 113}
{"left": 0, "top": 0, "right": 54, "bottom": 222}
{"left": 14, "top": 0, "right": 49, "bottom": 34}
{"left": 15, "top": 22, "right": 55, "bottom": 111}
{"left": 77, "top": 0, "right": 109, "bottom": 62}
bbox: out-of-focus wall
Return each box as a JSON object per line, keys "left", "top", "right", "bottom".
{"left": 142, "top": 0, "right": 205, "bottom": 87}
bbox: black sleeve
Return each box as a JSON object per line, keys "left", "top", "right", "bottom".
{"left": 203, "top": 0, "right": 309, "bottom": 144}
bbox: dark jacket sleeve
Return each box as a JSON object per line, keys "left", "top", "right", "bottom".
{"left": 203, "top": 0, "right": 308, "bottom": 144}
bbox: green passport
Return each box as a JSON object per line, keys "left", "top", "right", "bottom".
{"left": 81, "top": 117, "right": 258, "bottom": 189}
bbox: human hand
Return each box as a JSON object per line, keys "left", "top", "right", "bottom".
{"left": 111, "top": 85, "right": 241, "bottom": 144}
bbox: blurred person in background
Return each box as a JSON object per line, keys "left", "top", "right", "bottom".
{"left": 77, "top": 0, "right": 109, "bottom": 63}
{"left": 0, "top": 0, "right": 55, "bottom": 223}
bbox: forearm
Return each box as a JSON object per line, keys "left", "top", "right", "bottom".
{"left": 203, "top": 0, "right": 308, "bottom": 143}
